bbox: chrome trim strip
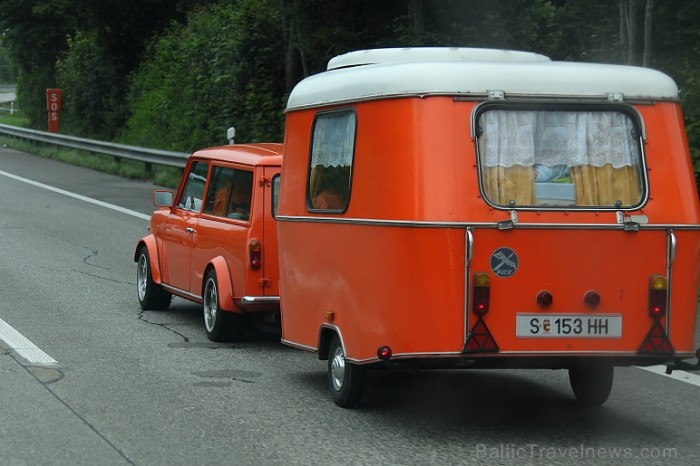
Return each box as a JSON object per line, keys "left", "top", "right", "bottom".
{"left": 276, "top": 215, "right": 700, "bottom": 231}
{"left": 281, "top": 339, "right": 317, "bottom": 353}
{"left": 668, "top": 229, "right": 677, "bottom": 266}
{"left": 345, "top": 349, "right": 692, "bottom": 366}
{"left": 666, "top": 229, "right": 677, "bottom": 337}
{"left": 240, "top": 296, "right": 280, "bottom": 304}
{"left": 161, "top": 284, "right": 201, "bottom": 301}
{"left": 464, "top": 227, "right": 473, "bottom": 351}
{"left": 359, "top": 350, "right": 690, "bottom": 360}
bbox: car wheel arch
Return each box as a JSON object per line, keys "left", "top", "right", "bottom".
{"left": 204, "top": 256, "right": 236, "bottom": 312}
{"left": 135, "top": 236, "right": 163, "bottom": 285}
{"left": 318, "top": 325, "right": 342, "bottom": 361}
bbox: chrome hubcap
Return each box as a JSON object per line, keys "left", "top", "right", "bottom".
{"left": 137, "top": 254, "right": 148, "bottom": 301}
{"left": 203, "top": 278, "right": 218, "bottom": 332}
{"left": 330, "top": 345, "right": 346, "bottom": 391}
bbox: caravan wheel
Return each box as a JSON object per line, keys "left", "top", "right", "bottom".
{"left": 328, "top": 335, "right": 366, "bottom": 408}
{"left": 569, "top": 362, "right": 614, "bottom": 407}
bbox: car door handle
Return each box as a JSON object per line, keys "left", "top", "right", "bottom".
{"left": 185, "top": 227, "right": 195, "bottom": 234}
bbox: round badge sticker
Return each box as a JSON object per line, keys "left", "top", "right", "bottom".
{"left": 490, "top": 247, "right": 518, "bottom": 278}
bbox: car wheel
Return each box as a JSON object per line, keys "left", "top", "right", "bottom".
{"left": 328, "top": 335, "right": 366, "bottom": 408}
{"left": 202, "top": 270, "right": 244, "bottom": 342}
{"left": 136, "top": 246, "right": 172, "bottom": 310}
{"left": 569, "top": 362, "right": 614, "bottom": 407}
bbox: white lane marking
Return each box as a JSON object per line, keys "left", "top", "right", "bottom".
{"left": 638, "top": 365, "right": 700, "bottom": 387}
{"left": 0, "top": 168, "right": 150, "bottom": 367}
{"left": 0, "top": 317, "right": 57, "bottom": 366}
{"left": 0, "top": 169, "right": 151, "bottom": 221}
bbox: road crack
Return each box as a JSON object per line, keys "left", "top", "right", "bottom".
{"left": 137, "top": 309, "right": 190, "bottom": 342}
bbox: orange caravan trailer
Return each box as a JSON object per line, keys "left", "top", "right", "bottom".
{"left": 275, "top": 48, "right": 700, "bottom": 408}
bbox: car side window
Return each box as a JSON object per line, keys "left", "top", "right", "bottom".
{"left": 177, "top": 161, "right": 208, "bottom": 211}
{"left": 203, "top": 166, "right": 254, "bottom": 221}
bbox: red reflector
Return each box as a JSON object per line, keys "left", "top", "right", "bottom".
{"left": 536, "top": 290, "right": 553, "bottom": 308}
{"left": 249, "top": 240, "right": 262, "bottom": 270}
{"left": 463, "top": 318, "right": 499, "bottom": 353}
{"left": 638, "top": 320, "right": 675, "bottom": 354}
{"left": 377, "top": 346, "right": 392, "bottom": 360}
{"left": 583, "top": 290, "right": 601, "bottom": 309}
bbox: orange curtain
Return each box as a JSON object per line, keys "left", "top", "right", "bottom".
{"left": 571, "top": 164, "right": 641, "bottom": 206}
{"left": 483, "top": 165, "right": 535, "bottom": 205}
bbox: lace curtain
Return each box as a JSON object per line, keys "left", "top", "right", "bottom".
{"left": 311, "top": 111, "right": 356, "bottom": 167}
{"left": 480, "top": 110, "right": 640, "bottom": 169}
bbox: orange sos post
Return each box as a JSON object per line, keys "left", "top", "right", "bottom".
{"left": 275, "top": 47, "right": 700, "bottom": 409}
{"left": 46, "top": 88, "right": 62, "bottom": 133}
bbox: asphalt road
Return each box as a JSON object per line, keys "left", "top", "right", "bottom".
{"left": 1, "top": 146, "right": 699, "bottom": 465}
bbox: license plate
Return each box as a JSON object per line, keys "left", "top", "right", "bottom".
{"left": 516, "top": 313, "right": 622, "bottom": 338}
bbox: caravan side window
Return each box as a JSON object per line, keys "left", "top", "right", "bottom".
{"left": 475, "top": 106, "right": 646, "bottom": 209}
{"left": 307, "top": 109, "right": 356, "bottom": 212}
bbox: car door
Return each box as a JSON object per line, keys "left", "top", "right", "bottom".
{"left": 160, "top": 160, "right": 208, "bottom": 293}
{"left": 190, "top": 165, "right": 252, "bottom": 298}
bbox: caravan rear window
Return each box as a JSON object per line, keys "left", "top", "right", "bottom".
{"left": 475, "top": 106, "right": 645, "bottom": 209}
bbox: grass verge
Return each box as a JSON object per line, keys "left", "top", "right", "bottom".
{"left": 0, "top": 134, "right": 182, "bottom": 188}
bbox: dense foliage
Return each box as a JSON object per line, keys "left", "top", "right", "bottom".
{"left": 0, "top": 0, "right": 699, "bottom": 183}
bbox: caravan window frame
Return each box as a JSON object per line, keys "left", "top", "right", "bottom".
{"left": 473, "top": 102, "right": 649, "bottom": 211}
{"left": 306, "top": 108, "right": 357, "bottom": 214}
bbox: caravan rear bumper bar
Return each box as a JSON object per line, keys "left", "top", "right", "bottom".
{"left": 665, "top": 347, "right": 700, "bottom": 373}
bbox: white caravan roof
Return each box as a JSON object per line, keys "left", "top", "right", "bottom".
{"left": 286, "top": 47, "right": 679, "bottom": 111}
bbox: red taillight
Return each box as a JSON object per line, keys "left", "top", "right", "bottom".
{"left": 648, "top": 275, "right": 667, "bottom": 318}
{"left": 249, "top": 240, "right": 262, "bottom": 270}
{"left": 583, "top": 290, "right": 601, "bottom": 309}
{"left": 473, "top": 272, "right": 490, "bottom": 315}
{"left": 536, "top": 290, "right": 553, "bottom": 308}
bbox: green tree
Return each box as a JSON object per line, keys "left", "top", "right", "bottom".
{"left": 0, "top": 37, "right": 17, "bottom": 83}
{"left": 123, "top": 0, "right": 286, "bottom": 150}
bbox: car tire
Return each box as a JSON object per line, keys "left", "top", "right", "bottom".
{"left": 202, "top": 270, "right": 244, "bottom": 342}
{"left": 569, "top": 362, "right": 614, "bottom": 407}
{"left": 136, "top": 246, "right": 172, "bottom": 310}
{"left": 328, "top": 335, "right": 366, "bottom": 408}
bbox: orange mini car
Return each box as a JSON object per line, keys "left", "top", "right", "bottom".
{"left": 135, "top": 144, "right": 282, "bottom": 341}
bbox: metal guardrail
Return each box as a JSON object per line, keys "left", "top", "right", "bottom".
{"left": 0, "top": 123, "right": 189, "bottom": 169}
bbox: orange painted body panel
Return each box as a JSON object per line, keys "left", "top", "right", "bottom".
{"left": 139, "top": 144, "right": 282, "bottom": 313}
{"left": 278, "top": 96, "right": 700, "bottom": 367}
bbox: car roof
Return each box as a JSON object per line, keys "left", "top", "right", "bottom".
{"left": 191, "top": 143, "right": 283, "bottom": 167}
{"left": 286, "top": 47, "right": 679, "bottom": 111}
